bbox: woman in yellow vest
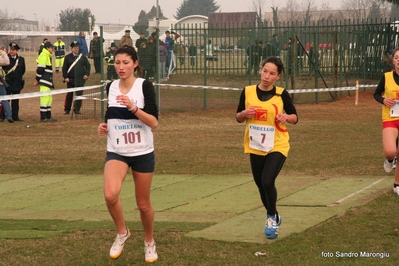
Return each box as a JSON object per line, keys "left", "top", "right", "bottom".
{"left": 373, "top": 47, "right": 399, "bottom": 195}
{"left": 235, "top": 56, "right": 298, "bottom": 239}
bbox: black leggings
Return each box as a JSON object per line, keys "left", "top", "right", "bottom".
{"left": 250, "top": 152, "right": 286, "bottom": 217}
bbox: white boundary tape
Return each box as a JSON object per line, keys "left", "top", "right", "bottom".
{"left": 153, "top": 83, "right": 364, "bottom": 94}
{"left": 0, "top": 85, "right": 103, "bottom": 101}
{"left": 75, "top": 91, "right": 108, "bottom": 102}
{"left": 0, "top": 81, "right": 376, "bottom": 103}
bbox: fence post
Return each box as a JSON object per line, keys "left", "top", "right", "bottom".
{"left": 203, "top": 23, "right": 208, "bottom": 110}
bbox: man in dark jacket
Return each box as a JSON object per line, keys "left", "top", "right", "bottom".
{"left": 3, "top": 42, "right": 26, "bottom": 121}
{"left": 62, "top": 41, "right": 91, "bottom": 114}
{"left": 89, "top": 32, "right": 104, "bottom": 74}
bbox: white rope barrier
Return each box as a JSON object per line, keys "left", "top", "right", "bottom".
{"left": 75, "top": 91, "right": 108, "bottom": 102}
{"left": 153, "top": 81, "right": 377, "bottom": 106}
{"left": 153, "top": 83, "right": 364, "bottom": 94}
{"left": 0, "top": 84, "right": 103, "bottom": 101}
{"left": 0, "top": 81, "right": 376, "bottom": 105}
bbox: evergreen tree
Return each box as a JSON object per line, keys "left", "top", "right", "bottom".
{"left": 59, "top": 8, "right": 94, "bottom": 31}
{"left": 133, "top": 6, "right": 166, "bottom": 36}
{"left": 175, "top": 0, "right": 220, "bottom": 20}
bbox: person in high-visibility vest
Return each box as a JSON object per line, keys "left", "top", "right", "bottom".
{"left": 104, "top": 43, "right": 118, "bottom": 80}
{"left": 54, "top": 37, "right": 66, "bottom": 73}
{"left": 34, "top": 42, "right": 57, "bottom": 122}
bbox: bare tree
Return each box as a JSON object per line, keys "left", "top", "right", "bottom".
{"left": 368, "top": 1, "right": 381, "bottom": 20}
{"left": 280, "top": 0, "right": 301, "bottom": 21}
{"left": 390, "top": 3, "right": 399, "bottom": 19}
{"left": 340, "top": 0, "right": 374, "bottom": 21}
{"left": 251, "top": 0, "right": 265, "bottom": 26}
{"left": 271, "top": 6, "right": 279, "bottom": 27}
{"left": 300, "top": 0, "right": 317, "bottom": 24}
{"left": 313, "top": 2, "right": 336, "bottom": 21}
{"left": 0, "top": 8, "right": 17, "bottom": 31}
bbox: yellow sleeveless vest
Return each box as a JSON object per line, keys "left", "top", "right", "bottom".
{"left": 243, "top": 85, "right": 290, "bottom": 156}
{"left": 382, "top": 72, "right": 399, "bottom": 122}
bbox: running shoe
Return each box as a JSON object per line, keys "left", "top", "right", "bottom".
{"left": 109, "top": 228, "right": 131, "bottom": 260}
{"left": 264, "top": 214, "right": 281, "bottom": 239}
{"left": 144, "top": 241, "right": 158, "bottom": 263}
{"left": 393, "top": 157, "right": 397, "bottom": 169}
{"left": 384, "top": 159, "right": 393, "bottom": 173}
{"left": 393, "top": 186, "right": 399, "bottom": 196}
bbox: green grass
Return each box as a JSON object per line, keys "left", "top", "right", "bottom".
{"left": 0, "top": 51, "right": 396, "bottom": 265}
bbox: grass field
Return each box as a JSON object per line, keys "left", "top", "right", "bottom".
{"left": 0, "top": 51, "right": 397, "bottom": 265}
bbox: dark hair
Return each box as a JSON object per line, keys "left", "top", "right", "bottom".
{"left": 114, "top": 45, "right": 143, "bottom": 77}
{"left": 384, "top": 47, "right": 399, "bottom": 69}
{"left": 392, "top": 47, "right": 399, "bottom": 57}
{"left": 261, "top": 56, "right": 285, "bottom": 75}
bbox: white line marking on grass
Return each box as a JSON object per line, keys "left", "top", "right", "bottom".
{"left": 327, "top": 178, "right": 386, "bottom": 207}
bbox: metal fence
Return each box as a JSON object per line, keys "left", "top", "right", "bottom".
{"left": 168, "top": 18, "right": 399, "bottom": 86}
{"left": 2, "top": 18, "right": 398, "bottom": 118}
{"left": 65, "top": 18, "right": 399, "bottom": 116}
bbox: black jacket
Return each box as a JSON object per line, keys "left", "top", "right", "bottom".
{"left": 62, "top": 52, "right": 91, "bottom": 87}
{"left": 3, "top": 54, "right": 26, "bottom": 92}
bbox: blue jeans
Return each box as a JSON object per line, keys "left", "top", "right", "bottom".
{"left": 159, "top": 61, "right": 166, "bottom": 78}
{"left": 0, "top": 85, "right": 12, "bottom": 119}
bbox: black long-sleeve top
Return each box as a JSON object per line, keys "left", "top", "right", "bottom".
{"left": 373, "top": 71, "right": 399, "bottom": 104}
{"left": 236, "top": 85, "right": 298, "bottom": 123}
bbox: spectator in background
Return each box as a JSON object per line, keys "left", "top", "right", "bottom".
{"left": 89, "top": 32, "right": 104, "bottom": 74}
{"left": 164, "top": 30, "right": 175, "bottom": 74}
{"left": 286, "top": 38, "right": 294, "bottom": 75}
{"left": 3, "top": 42, "right": 26, "bottom": 121}
{"left": 0, "top": 45, "right": 14, "bottom": 123}
{"left": 262, "top": 41, "right": 273, "bottom": 60}
{"left": 145, "top": 36, "right": 156, "bottom": 79}
{"left": 135, "top": 32, "right": 147, "bottom": 51}
{"left": 297, "top": 40, "right": 304, "bottom": 71}
{"left": 271, "top": 34, "right": 280, "bottom": 57}
{"left": 38, "top": 38, "right": 48, "bottom": 55}
{"left": 188, "top": 41, "right": 197, "bottom": 67}
{"left": 250, "top": 40, "right": 261, "bottom": 75}
{"left": 34, "top": 42, "right": 57, "bottom": 122}
{"left": 77, "top": 31, "right": 89, "bottom": 57}
{"left": 120, "top": 29, "right": 133, "bottom": 47}
{"left": 54, "top": 37, "right": 66, "bottom": 73}
{"left": 104, "top": 43, "right": 118, "bottom": 81}
{"left": 308, "top": 42, "right": 316, "bottom": 72}
{"left": 158, "top": 41, "right": 168, "bottom": 78}
{"left": 206, "top": 39, "right": 215, "bottom": 68}
{"left": 138, "top": 42, "right": 151, "bottom": 79}
{"left": 176, "top": 40, "right": 186, "bottom": 66}
{"left": 63, "top": 41, "right": 91, "bottom": 115}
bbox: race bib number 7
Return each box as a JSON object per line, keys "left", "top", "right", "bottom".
{"left": 248, "top": 124, "right": 275, "bottom": 152}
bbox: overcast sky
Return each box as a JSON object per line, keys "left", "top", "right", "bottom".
{"left": 4, "top": 0, "right": 343, "bottom": 27}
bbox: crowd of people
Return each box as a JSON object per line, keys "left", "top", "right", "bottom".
{"left": 0, "top": 31, "right": 141, "bottom": 122}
